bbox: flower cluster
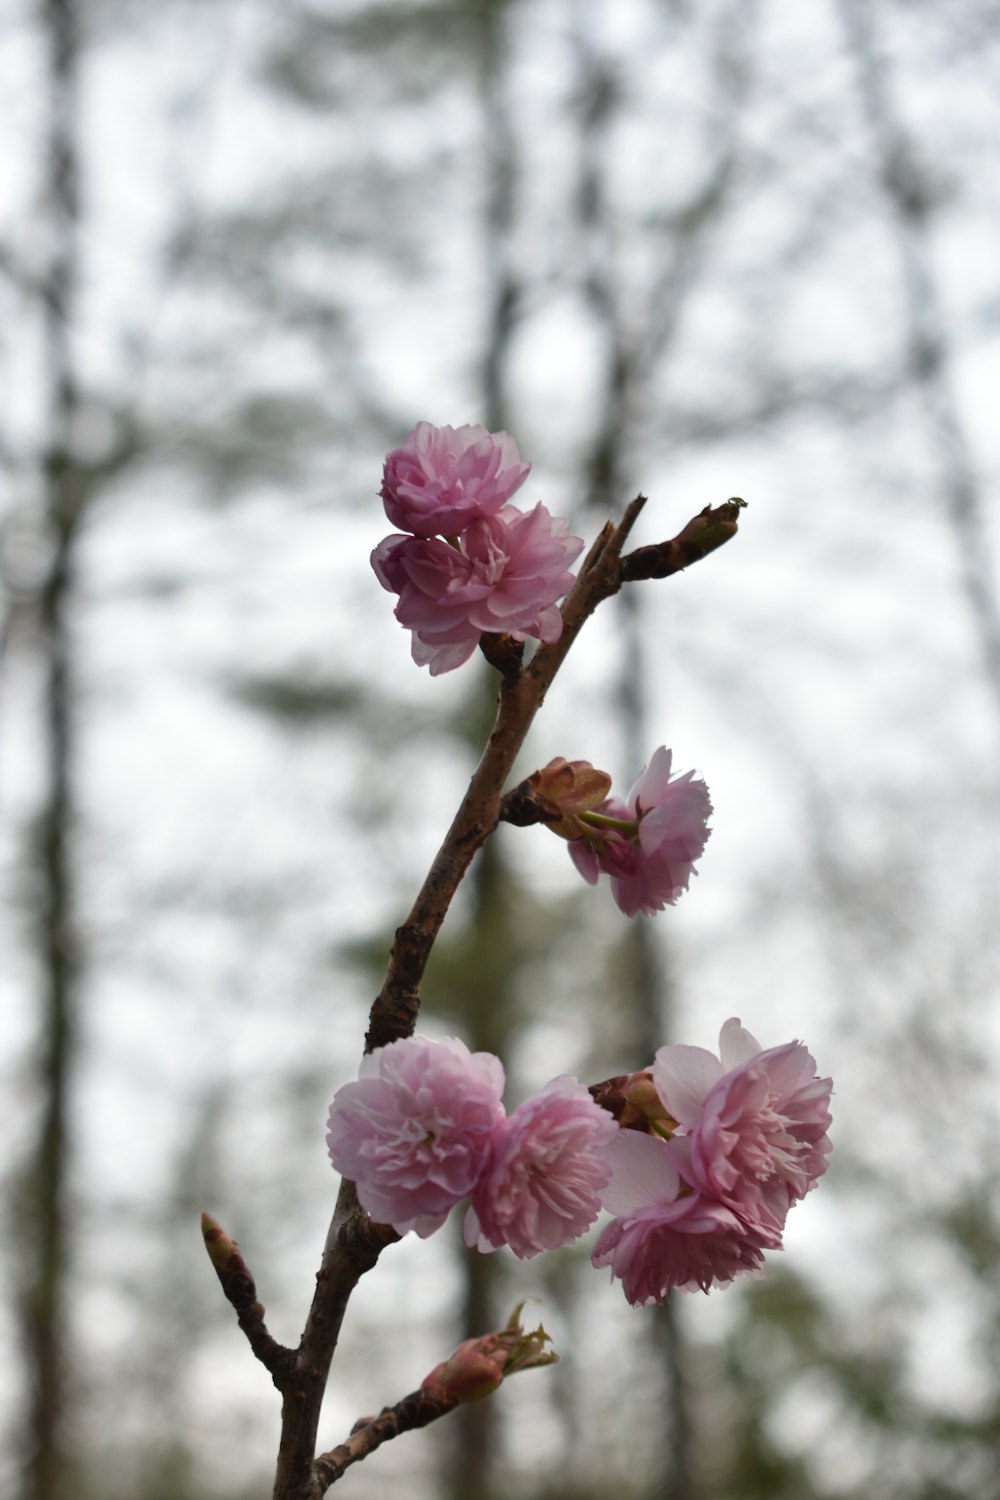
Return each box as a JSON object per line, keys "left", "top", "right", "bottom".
{"left": 327, "top": 1021, "right": 831, "bottom": 1303}
{"left": 327, "top": 1035, "right": 618, "bottom": 1257}
{"left": 372, "top": 422, "right": 584, "bottom": 674}
{"left": 529, "top": 747, "right": 712, "bottom": 917}
{"left": 593, "top": 1019, "right": 832, "bottom": 1304}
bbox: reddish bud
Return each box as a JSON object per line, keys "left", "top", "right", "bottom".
{"left": 589, "top": 1070, "right": 677, "bottom": 1135}
{"left": 421, "top": 1303, "right": 557, "bottom": 1405}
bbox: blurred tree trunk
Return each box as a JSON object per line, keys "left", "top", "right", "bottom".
{"left": 448, "top": 7, "right": 519, "bottom": 1497}
{"left": 838, "top": 0, "right": 1000, "bottom": 719}
{"left": 569, "top": 2, "right": 757, "bottom": 1490}
{"left": 19, "top": 2, "right": 84, "bottom": 1496}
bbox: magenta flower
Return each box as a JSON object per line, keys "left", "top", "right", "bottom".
{"left": 380, "top": 421, "right": 531, "bottom": 537}
{"left": 326, "top": 1035, "right": 505, "bottom": 1238}
{"left": 652, "top": 1018, "right": 832, "bottom": 1242}
{"left": 372, "top": 503, "right": 584, "bottom": 675}
{"left": 568, "top": 746, "right": 712, "bottom": 916}
{"left": 464, "top": 1077, "right": 618, "bottom": 1260}
{"left": 592, "top": 1130, "right": 768, "bottom": 1303}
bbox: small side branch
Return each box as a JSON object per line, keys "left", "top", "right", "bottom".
{"left": 201, "top": 1214, "right": 295, "bottom": 1383}
{"left": 621, "top": 498, "right": 746, "bottom": 581}
{"left": 311, "top": 1389, "right": 458, "bottom": 1494}
{"left": 311, "top": 1301, "right": 555, "bottom": 1496}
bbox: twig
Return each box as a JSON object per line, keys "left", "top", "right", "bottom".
{"left": 620, "top": 498, "right": 746, "bottom": 581}
{"left": 201, "top": 1215, "right": 295, "bottom": 1383}
{"left": 311, "top": 1390, "right": 459, "bottom": 1494}
{"left": 361, "top": 492, "right": 648, "bottom": 1057}
{"left": 219, "top": 490, "right": 748, "bottom": 1499}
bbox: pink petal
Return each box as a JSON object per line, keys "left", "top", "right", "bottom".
{"left": 652, "top": 1044, "right": 724, "bottom": 1125}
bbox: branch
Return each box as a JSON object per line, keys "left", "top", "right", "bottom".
{"left": 201, "top": 1214, "right": 295, "bottom": 1382}
{"left": 260, "top": 490, "right": 745, "bottom": 1499}
{"left": 311, "top": 1303, "right": 555, "bottom": 1495}
{"left": 620, "top": 498, "right": 746, "bottom": 581}
{"left": 362, "top": 491, "right": 648, "bottom": 1056}
{"left": 311, "top": 1390, "right": 459, "bottom": 1493}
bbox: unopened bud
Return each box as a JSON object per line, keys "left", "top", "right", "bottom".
{"left": 589, "top": 1071, "right": 677, "bottom": 1135}
{"left": 201, "top": 1212, "right": 264, "bottom": 1318}
{"left": 527, "top": 758, "right": 613, "bottom": 840}
{"left": 421, "top": 1303, "right": 557, "bottom": 1405}
{"left": 422, "top": 1343, "right": 506, "bottom": 1403}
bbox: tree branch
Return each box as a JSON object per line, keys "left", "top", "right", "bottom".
{"left": 201, "top": 1214, "right": 295, "bottom": 1383}
{"left": 243, "top": 490, "right": 746, "bottom": 1499}
{"left": 311, "top": 1389, "right": 459, "bottom": 1494}
{"left": 620, "top": 498, "right": 747, "bottom": 581}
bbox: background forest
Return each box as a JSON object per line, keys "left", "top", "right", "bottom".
{"left": 2, "top": 1, "right": 1000, "bottom": 1498}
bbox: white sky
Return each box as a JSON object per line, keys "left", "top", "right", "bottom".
{"left": 2, "top": 0, "right": 1000, "bottom": 1494}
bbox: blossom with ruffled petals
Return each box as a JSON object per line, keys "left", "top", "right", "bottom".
{"left": 652, "top": 1018, "right": 832, "bottom": 1242}
{"left": 372, "top": 503, "right": 583, "bottom": 675}
{"left": 381, "top": 422, "right": 531, "bottom": 537}
{"left": 465, "top": 1077, "right": 618, "bottom": 1259}
{"left": 592, "top": 1130, "right": 768, "bottom": 1303}
{"left": 326, "top": 1036, "right": 505, "bottom": 1238}
{"left": 568, "top": 746, "right": 712, "bottom": 916}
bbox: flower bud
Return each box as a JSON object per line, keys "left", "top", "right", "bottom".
{"left": 527, "top": 758, "right": 613, "bottom": 840}
{"left": 589, "top": 1070, "right": 677, "bottom": 1135}
{"left": 422, "top": 1341, "right": 507, "bottom": 1403}
{"left": 420, "top": 1304, "right": 557, "bottom": 1404}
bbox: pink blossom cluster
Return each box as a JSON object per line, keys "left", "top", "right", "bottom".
{"left": 326, "top": 1035, "right": 618, "bottom": 1256}
{"left": 326, "top": 1021, "right": 831, "bottom": 1303}
{"left": 372, "top": 422, "right": 584, "bottom": 675}
{"left": 567, "top": 746, "right": 712, "bottom": 917}
{"left": 592, "top": 1019, "right": 833, "bottom": 1304}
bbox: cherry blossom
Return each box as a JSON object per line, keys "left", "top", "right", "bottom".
{"left": 326, "top": 1035, "right": 505, "bottom": 1238}
{"left": 380, "top": 421, "right": 531, "bottom": 537}
{"left": 592, "top": 1130, "right": 769, "bottom": 1302}
{"left": 465, "top": 1077, "right": 618, "bottom": 1259}
{"left": 372, "top": 503, "right": 583, "bottom": 675}
{"left": 568, "top": 746, "right": 712, "bottom": 916}
{"left": 652, "top": 1018, "right": 832, "bottom": 1242}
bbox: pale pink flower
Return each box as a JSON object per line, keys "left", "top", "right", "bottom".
{"left": 381, "top": 421, "right": 531, "bottom": 537}
{"left": 326, "top": 1035, "right": 505, "bottom": 1238}
{"left": 372, "top": 503, "right": 583, "bottom": 675}
{"left": 568, "top": 746, "right": 712, "bottom": 916}
{"left": 652, "top": 1018, "right": 832, "bottom": 1242}
{"left": 592, "top": 1130, "right": 768, "bottom": 1303}
{"left": 464, "top": 1077, "right": 618, "bottom": 1259}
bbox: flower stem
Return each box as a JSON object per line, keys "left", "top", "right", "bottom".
{"left": 577, "top": 810, "right": 638, "bottom": 836}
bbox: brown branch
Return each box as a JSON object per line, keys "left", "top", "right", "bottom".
{"left": 311, "top": 1389, "right": 459, "bottom": 1494}
{"left": 310, "top": 1301, "right": 555, "bottom": 1496}
{"left": 620, "top": 498, "right": 746, "bottom": 581}
{"left": 262, "top": 489, "right": 745, "bottom": 1499}
{"left": 362, "top": 492, "right": 647, "bottom": 1057}
{"left": 270, "top": 1180, "right": 400, "bottom": 1499}
{"left": 200, "top": 1214, "right": 295, "bottom": 1383}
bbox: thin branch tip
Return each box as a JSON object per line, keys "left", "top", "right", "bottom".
{"left": 620, "top": 494, "right": 748, "bottom": 582}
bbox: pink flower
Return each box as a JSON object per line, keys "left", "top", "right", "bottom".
{"left": 380, "top": 422, "right": 531, "bottom": 537}
{"left": 464, "top": 1077, "right": 618, "bottom": 1259}
{"left": 372, "top": 503, "right": 584, "bottom": 675}
{"left": 592, "top": 1131, "right": 768, "bottom": 1303}
{"left": 568, "top": 747, "right": 712, "bottom": 916}
{"left": 652, "top": 1018, "right": 832, "bottom": 1243}
{"left": 326, "top": 1036, "right": 506, "bottom": 1238}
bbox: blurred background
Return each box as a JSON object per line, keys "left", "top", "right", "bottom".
{"left": 2, "top": 1, "right": 1000, "bottom": 1497}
